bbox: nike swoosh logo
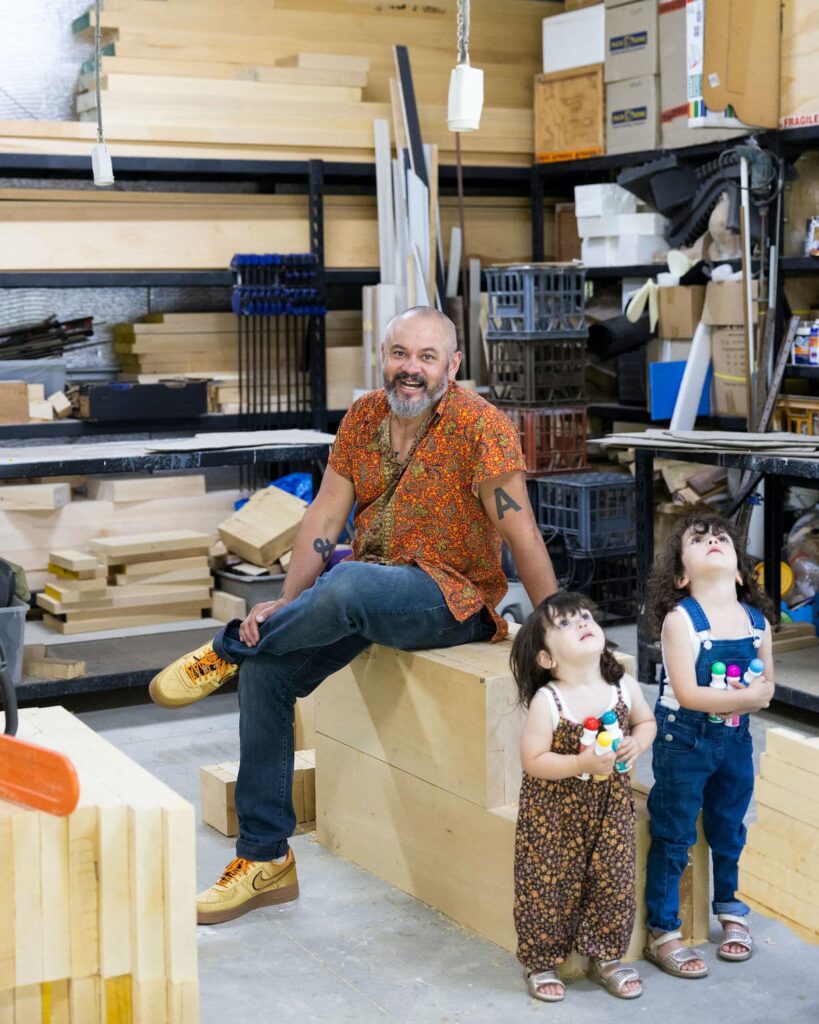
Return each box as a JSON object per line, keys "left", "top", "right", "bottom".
{"left": 252, "top": 868, "right": 284, "bottom": 892}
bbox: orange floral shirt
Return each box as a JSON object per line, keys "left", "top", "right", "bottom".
{"left": 328, "top": 382, "right": 527, "bottom": 640}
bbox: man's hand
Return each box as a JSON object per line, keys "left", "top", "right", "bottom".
{"left": 239, "top": 597, "right": 291, "bottom": 647}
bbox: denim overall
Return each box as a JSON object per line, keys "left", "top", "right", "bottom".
{"left": 645, "top": 596, "right": 764, "bottom": 932}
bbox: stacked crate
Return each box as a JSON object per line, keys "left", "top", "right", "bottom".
{"left": 486, "top": 264, "right": 589, "bottom": 477}
{"left": 534, "top": 472, "right": 637, "bottom": 623}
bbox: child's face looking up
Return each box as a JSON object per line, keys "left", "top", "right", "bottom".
{"left": 679, "top": 525, "right": 739, "bottom": 582}
{"left": 538, "top": 607, "right": 606, "bottom": 672}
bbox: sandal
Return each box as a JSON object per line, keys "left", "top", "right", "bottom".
{"left": 589, "top": 959, "right": 643, "bottom": 999}
{"left": 643, "top": 929, "right": 709, "bottom": 979}
{"left": 524, "top": 968, "right": 566, "bottom": 1002}
{"left": 717, "top": 914, "right": 753, "bottom": 962}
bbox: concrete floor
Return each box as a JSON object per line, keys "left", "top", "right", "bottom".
{"left": 75, "top": 626, "right": 819, "bottom": 1024}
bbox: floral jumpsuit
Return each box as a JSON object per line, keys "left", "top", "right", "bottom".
{"left": 514, "top": 682, "right": 636, "bottom": 971}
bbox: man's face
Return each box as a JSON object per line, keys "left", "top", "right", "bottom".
{"left": 381, "top": 319, "right": 460, "bottom": 419}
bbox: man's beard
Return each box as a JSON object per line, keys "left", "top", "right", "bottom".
{"left": 384, "top": 368, "right": 449, "bottom": 419}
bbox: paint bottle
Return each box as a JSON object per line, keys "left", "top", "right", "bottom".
{"left": 612, "top": 736, "right": 629, "bottom": 774}
{"left": 724, "top": 664, "right": 743, "bottom": 727}
{"left": 593, "top": 731, "right": 613, "bottom": 781}
{"left": 600, "top": 709, "right": 623, "bottom": 746}
{"left": 576, "top": 716, "right": 599, "bottom": 781}
{"left": 726, "top": 658, "right": 764, "bottom": 727}
{"left": 708, "top": 661, "right": 727, "bottom": 724}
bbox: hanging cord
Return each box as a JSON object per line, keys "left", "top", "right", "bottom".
{"left": 456, "top": 0, "right": 470, "bottom": 65}
{"left": 94, "top": 0, "right": 105, "bottom": 144}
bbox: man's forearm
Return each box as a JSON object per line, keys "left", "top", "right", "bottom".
{"left": 507, "top": 529, "right": 558, "bottom": 608}
{"left": 281, "top": 504, "right": 345, "bottom": 602}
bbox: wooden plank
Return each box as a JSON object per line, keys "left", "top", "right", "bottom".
{"left": 39, "top": 814, "right": 71, "bottom": 983}
{"left": 218, "top": 487, "right": 306, "bottom": 565}
{"left": 759, "top": 749, "right": 818, "bottom": 797}
{"left": 738, "top": 868, "right": 819, "bottom": 935}
{"left": 0, "top": 382, "right": 29, "bottom": 425}
{"left": 88, "top": 532, "right": 212, "bottom": 564}
{"left": 37, "top": 585, "right": 212, "bottom": 615}
{"left": 295, "top": 693, "right": 316, "bottom": 751}
{"left": 68, "top": 805, "right": 100, "bottom": 981}
{"left": 764, "top": 726, "right": 819, "bottom": 775}
{"left": 0, "top": 810, "right": 14, "bottom": 990}
{"left": 10, "top": 805, "right": 43, "bottom": 988}
{"left": 44, "top": 578, "right": 108, "bottom": 599}
{"left": 113, "top": 567, "right": 213, "bottom": 587}
{"left": 48, "top": 549, "right": 102, "bottom": 573}
{"left": 373, "top": 119, "right": 395, "bottom": 285}
{"left": 115, "top": 556, "right": 210, "bottom": 578}
{"left": 79, "top": 71, "right": 363, "bottom": 105}
{"left": 69, "top": 977, "right": 100, "bottom": 1023}
{"left": 42, "top": 607, "right": 208, "bottom": 635}
{"left": 211, "top": 590, "right": 246, "bottom": 623}
{"left": 22, "top": 654, "right": 86, "bottom": 680}
{"left": 85, "top": 475, "right": 206, "bottom": 502}
{"left": 755, "top": 777, "right": 819, "bottom": 827}
{"left": 13, "top": 984, "right": 40, "bottom": 1024}
{"left": 42, "top": 979, "right": 70, "bottom": 1024}
{"left": 162, "top": 804, "right": 199, "bottom": 989}
{"left": 744, "top": 821, "right": 819, "bottom": 883}
{"left": 0, "top": 483, "right": 70, "bottom": 511}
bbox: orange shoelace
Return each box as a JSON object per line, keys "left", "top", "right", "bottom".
{"left": 215, "top": 858, "right": 252, "bottom": 888}
{"left": 185, "top": 648, "right": 228, "bottom": 684}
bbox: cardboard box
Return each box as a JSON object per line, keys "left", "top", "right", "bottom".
{"left": 701, "top": 280, "right": 759, "bottom": 326}
{"left": 702, "top": 0, "right": 781, "bottom": 130}
{"left": 711, "top": 326, "right": 747, "bottom": 417}
{"left": 605, "top": 0, "right": 659, "bottom": 83}
{"left": 647, "top": 338, "right": 693, "bottom": 362}
{"left": 606, "top": 74, "right": 659, "bottom": 154}
{"left": 659, "top": 0, "right": 748, "bottom": 149}
{"left": 535, "top": 65, "right": 605, "bottom": 163}
{"left": 780, "top": 0, "right": 819, "bottom": 129}
{"left": 686, "top": 0, "right": 750, "bottom": 129}
{"left": 554, "top": 203, "right": 582, "bottom": 262}
{"left": 543, "top": 4, "right": 605, "bottom": 74}
{"left": 657, "top": 285, "right": 706, "bottom": 338}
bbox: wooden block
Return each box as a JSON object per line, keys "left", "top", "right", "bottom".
{"left": 0, "top": 382, "right": 30, "bottom": 424}
{"left": 29, "top": 399, "right": 54, "bottom": 421}
{"left": 113, "top": 567, "right": 213, "bottom": 587}
{"left": 115, "top": 555, "right": 210, "bottom": 578}
{"left": 759, "top": 750, "right": 818, "bottom": 799}
{"left": 295, "top": 693, "right": 315, "bottom": 751}
{"left": 316, "top": 639, "right": 524, "bottom": 809}
{"left": 764, "top": 726, "right": 819, "bottom": 775}
{"left": 738, "top": 868, "right": 819, "bottom": 936}
{"left": 102, "top": 975, "right": 133, "bottom": 1022}
{"left": 755, "top": 777, "right": 819, "bottom": 828}
{"left": 0, "top": 811, "right": 14, "bottom": 990}
{"left": 0, "top": 483, "right": 70, "bottom": 511}
{"left": 44, "top": 575, "right": 107, "bottom": 596}
{"left": 68, "top": 804, "right": 100, "bottom": 980}
{"left": 741, "top": 846, "right": 819, "bottom": 909}
{"left": 211, "top": 590, "right": 246, "bottom": 623}
{"left": 218, "top": 487, "right": 306, "bottom": 565}
{"left": 85, "top": 474, "right": 206, "bottom": 502}
{"left": 39, "top": 814, "right": 70, "bottom": 982}
{"left": 13, "top": 984, "right": 41, "bottom": 1024}
{"left": 27, "top": 383, "right": 45, "bottom": 403}
{"left": 47, "top": 391, "right": 73, "bottom": 419}
{"left": 11, "top": 805, "right": 43, "bottom": 987}
{"left": 162, "top": 804, "right": 199, "bottom": 987}
{"left": 42, "top": 606, "right": 208, "bottom": 635}
{"left": 69, "top": 977, "right": 100, "bottom": 1022}
{"left": 37, "top": 584, "right": 212, "bottom": 614}
{"left": 23, "top": 655, "right": 86, "bottom": 680}
{"left": 48, "top": 550, "right": 101, "bottom": 573}
{"left": 200, "top": 751, "right": 316, "bottom": 837}
{"left": 41, "top": 978, "right": 70, "bottom": 1024}
{"left": 88, "top": 531, "right": 212, "bottom": 565}
{"left": 744, "top": 821, "right": 819, "bottom": 883}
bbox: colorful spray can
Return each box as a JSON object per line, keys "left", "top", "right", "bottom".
{"left": 612, "top": 736, "right": 629, "bottom": 773}
{"left": 726, "top": 658, "right": 764, "bottom": 727}
{"left": 576, "top": 716, "right": 599, "bottom": 780}
{"left": 593, "top": 731, "right": 613, "bottom": 781}
{"left": 708, "top": 661, "right": 727, "bottom": 724}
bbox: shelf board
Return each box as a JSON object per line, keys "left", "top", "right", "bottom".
{"left": 0, "top": 268, "right": 379, "bottom": 288}
{"left": 588, "top": 402, "right": 744, "bottom": 430}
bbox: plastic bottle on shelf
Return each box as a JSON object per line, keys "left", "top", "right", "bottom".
{"left": 708, "top": 661, "right": 727, "bottom": 724}
{"left": 576, "top": 716, "right": 599, "bottom": 781}
{"left": 794, "top": 321, "right": 811, "bottom": 364}
{"left": 810, "top": 320, "right": 819, "bottom": 366}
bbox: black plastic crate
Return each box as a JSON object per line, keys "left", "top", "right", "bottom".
{"left": 535, "top": 472, "right": 635, "bottom": 553}
{"left": 489, "top": 335, "right": 586, "bottom": 407}
{"left": 565, "top": 550, "right": 637, "bottom": 624}
{"left": 485, "top": 264, "right": 586, "bottom": 338}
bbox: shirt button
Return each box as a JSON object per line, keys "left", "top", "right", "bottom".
{"left": 667, "top": 714, "right": 676, "bottom": 722}
{"left": 665, "top": 733, "right": 674, "bottom": 742}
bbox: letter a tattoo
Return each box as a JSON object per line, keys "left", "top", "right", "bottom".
{"left": 495, "top": 488, "right": 521, "bottom": 520}
{"left": 313, "top": 537, "right": 335, "bottom": 563}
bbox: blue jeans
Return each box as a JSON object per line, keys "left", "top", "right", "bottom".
{"left": 212, "top": 561, "right": 494, "bottom": 861}
{"left": 645, "top": 704, "right": 755, "bottom": 932}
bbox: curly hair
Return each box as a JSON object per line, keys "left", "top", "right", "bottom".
{"left": 510, "top": 591, "right": 624, "bottom": 708}
{"left": 645, "top": 512, "right": 774, "bottom": 638}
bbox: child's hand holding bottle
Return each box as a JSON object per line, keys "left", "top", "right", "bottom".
{"left": 576, "top": 742, "right": 615, "bottom": 778}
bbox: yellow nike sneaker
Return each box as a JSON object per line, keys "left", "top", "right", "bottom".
{"left": 197, "top": 851, "right": 299, "bottom": 925}
{"left": 148, "top": 640, "right": 239, "bottom": 708}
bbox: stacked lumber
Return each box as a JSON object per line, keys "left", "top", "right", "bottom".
{"left": 218, "top": 487, "right": 307, "bottom": 570}
{"left": 326, "top": 310, "right": 365, "bottom": 410}
{"left": 739, "top": 727, "right": 819, "bottom": 944}
{"left": 1, "top": 706, "right": 198, "bottom": 1023}
{"left": 200, "top": 750, "right": 316, "bottom": 838}
{"left": 114, "top": 312, "right": 237, "bottom": 376}
{"left": 315, "top": 640, "right": 710, "bottom": 971}
{"left": 2, "top": 483, "right": 238, "bottom": 592}
{"left": 36, "top": 534, "right": 213, "bottom": 634}
{"left": 0, "top": 190, "right": 548, "bottom": 272}
{"left": 54, "top": 0, "right": 558, "bottom": 167}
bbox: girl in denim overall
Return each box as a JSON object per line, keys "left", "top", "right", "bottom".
{"left": 643, "top": 514, "right": 775, "bottom": 978}
{"left": 511, "top": 592, "right": 657, "bottom": 1003}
